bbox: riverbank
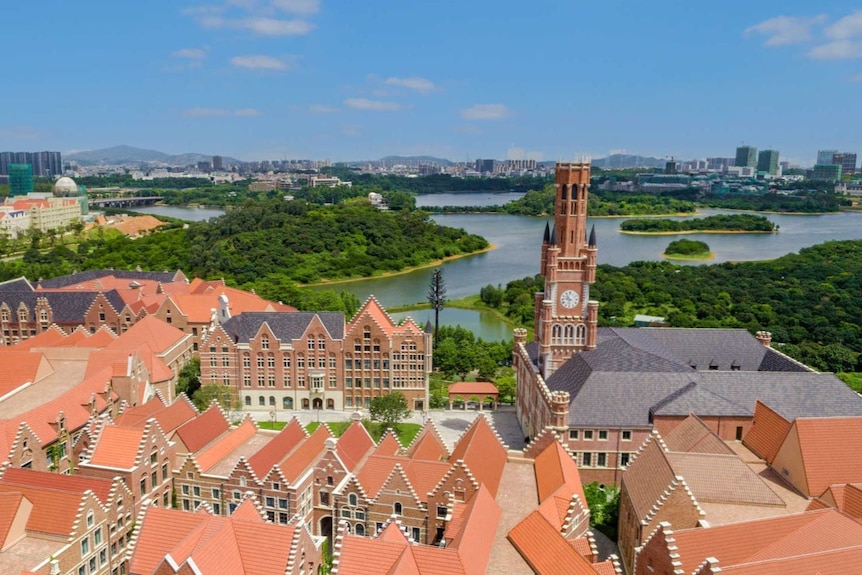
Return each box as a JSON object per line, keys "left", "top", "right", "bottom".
{"left": 663, "top": 251, "right": 715, "bottom": 261}
{"left": 389, "top": 294, "right": 530, "bottom": 338}
{"left": 621, "top": 229, "right": 776, "bottom": 236}
{"left": 303, "top": 243, "right": 498, "bottom": 288}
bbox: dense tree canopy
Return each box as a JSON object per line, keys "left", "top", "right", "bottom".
{"left": 621, "top": 214, "right": 776, "bottom": 233}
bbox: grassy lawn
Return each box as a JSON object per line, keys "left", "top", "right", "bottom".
{"left": 259, "top": 419, "right": 422, "bottom": 446}
{"left": 838, "top": 372, "right": 862, "bottom": 393}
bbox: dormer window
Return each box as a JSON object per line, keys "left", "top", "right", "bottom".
{"left": 39, "top": 309, "right": 48, "bottom": 322}
{"left": 0, "top": 309, "right": 8, "bottom": 322}
{"left": 261, "top": 335, "right": 270, "bottom": 350}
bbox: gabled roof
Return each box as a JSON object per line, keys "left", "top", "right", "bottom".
{"left": 196, "top": 419, "right": 258, "bottom": 473}
{"left": 36, "top": 269, "right": 180, "bottom": 290}
{"left": 448, "top": 415, "right": 507, "bottom": 497}
{"left": 336, "top": 419, "right": 375, "bottom": 472}
{"left": 656, "top": 509, "right": 862, "bottom": 574}
{"left": 810, "top": 483, "right": 862, "bottom": 519}
{"left": 175, "top": 404, "right": 231, "bottom": 453}
{"left": 780, "top": 416, "right": 862, "bottom": 496}
{"left": 620, "top": 437, "right": 679, "bottom": 519}
{"left": 0, "top": 467, "right": 117, "bottom": 506}
{"left": 534, "top": 440, "right": 587, "bottom": 513}
{"left": 87, "top": 426, "right": 145, "bottom": 469}
{"left": 0, "top": 350, "right": 46, "bottom": 397}
{"left": 508, "top": 511, "right": 604, "bottom": 575}
{"left": 221, "top": 311, "right": 344, "bottom": 343}
{"left": 0, "top": 484, "right": 99, "bottom": 536}
{"left": 373, "top": 431, "right": 403, "bottom": 457}
{"left": 406, "top": 421, "right": 449, "bottom": 462}
{"left": 347, "top": 296, "right": 425, "bottom": 338}
{"left": 167, "top": 285, "right": 294, "bottom": 323}
{"left": 276, "top": 424, "right": 332, "bottom": 483}
{"left": 130, "top": 499, "right": 302, "bottom": 575}
{"left": 107, "top": 314, "right": 188, "bottom": 354}
{"left": 246, "top": 418, "right": 307, "bottom": 479}
{"left": 115, "top": 396, "right": 197, "bottom": 433}
{"left": 447, "top": 382, "right": 499, "bottom": 397}
{"left": 661, "top": 414, "right": 735, "bottom": 455}
{"left": 356, "top": 456, "right": 450, "bottom": 501}
{"left": 743, "top": 400, "right": 792, "bottom": 463}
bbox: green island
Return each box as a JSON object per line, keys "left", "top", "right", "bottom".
{"left": 662, "top": 239, "right": 713, "bottom": 260}
{"left": 620, "top": 214, "right": 777, "bottom": 234}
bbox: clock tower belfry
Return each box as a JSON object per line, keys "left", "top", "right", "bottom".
{"left": 535, "top": 161, "right": 598, "bottom": 378}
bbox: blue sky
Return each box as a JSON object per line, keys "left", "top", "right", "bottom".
{"left": 2, "top": 1, "right": 861, "bottom": 163}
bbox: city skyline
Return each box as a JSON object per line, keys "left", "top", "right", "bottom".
{"left": 2, "top": 1, "right": 861, "bottom": 164}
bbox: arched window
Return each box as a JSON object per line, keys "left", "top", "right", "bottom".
{"left": 259, "top": 396, "right": 265, "bottom": 406}
{"left": 564, "top": 325, "right": 574, "bottom": 344}
{"left": 269, "top": 396, "right": 275, "bottom": 406}
{"left": 348, "top": 493, "right": 358, "bottom": 506}
{"left": 283, "top": 397, "right": 293, "bottom": 409}
{"left": 561, "top": 184, "right": 567, "bottom": 200}
{"left": 552, "top": 324, "right": 562, "bottom": 344}
{"left": 355, "top": 523, "right": 365, "bottom": 536}
{"left": 575, "top": 324, "right": 586, "bottom": 345}
{"left": 393, "top": 502, "right": 402, "bottom": 515}
{"left": 245, "top": 396, "right": 251, "bottom": 406}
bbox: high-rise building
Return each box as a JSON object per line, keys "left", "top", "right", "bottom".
{"left": 735, "top": 146, "right": 757, "bottom": 168}
{"left": 707, "top": 157, "right": 734, "bottom": 171}
{"left": 757, "top": 150, "right": 780, "bottom": 175}
{"left": 212, "top": 155, "right": 223, "bottom": 171}
{"left": 833, "top": 153, "right": 857, "bottom": 176}
{"left": 817, "top": 150, "right": 839, "bottom": 166}
{"left": 9, "top": 164, "right": 34, "bottom": 195}
{"left": 812, "top": 164, "right": 842, "bottom": 182}
{"left": 475, "top": 159, "right": 495, "bottom": 173}
{"left": 0, "top": 151, "right": 62, "bottom": 176}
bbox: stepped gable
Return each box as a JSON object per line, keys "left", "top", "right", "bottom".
{"left": 348, "top": 296, "right": 399, "bottom": 336}
{"left": 645, "top": 509, "right": 862, "bottom": 575}
{"left": 195, "top": 418, "right": 258, "bottom": 473}
{"left": 355, "top": 455, "right": 450, "bottom": 502}
{"left": 0, "top": 483, "right": 103, "bottom": 538}
{"left": 174, "top": 403, "right": 231, "bottom": 453}
{"left": 0, "top": 289, "right": 126, "bottom": 323}
{"left": 13, "top": 324, "right": 68, "bottom": 349}
{"left": 335, "top": 418, "right": 375, "bottom": 472}
{"left": 222, "top": 310, "right": 344, "bottom": 342}
{"left": 661, "top": 414, "right": 734, "bottom": 455}
{"left": 405, "top": 419, "right": 450, "bottom": 461}
{"left": 0, "top": 466, "right": 118, "bottom": 506}
{"left": 447, "top": 414, "right": 508, "bottom": 497}
{"left": 277, "top": 424, "right": 333, "bottom": 483}
{"left": 534, "top": 440, "right": 588, "bottom": 524}
{"left": 742, "top": 401, "right": 792, "bottom": 463}
{"left": 777, "top": 416, "right": 862, "bottom": 497}
{"left": 509, "top": 511, "right": 610, "bottom": 575}
{"left": 246, "top": 418, "right": 307, "bottom": 479}
{"left": 620, "top": 433, "right": 677, "bottom": 520}
{"left": 372, "top": 430, "right": 403, "bottom": 457}
{"left": 114, "top": 394, "right": 197, "bottom": 433}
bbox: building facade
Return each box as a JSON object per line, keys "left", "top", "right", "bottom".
{"left": 757, "top": 149, "right": 779, "bottom": 174}
{"left": 734, "top": 145, "right": 756, "bottom": 167}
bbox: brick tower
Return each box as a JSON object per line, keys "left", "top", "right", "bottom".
{"left": 535, "top": 162, "right": 598, "bottom": 378}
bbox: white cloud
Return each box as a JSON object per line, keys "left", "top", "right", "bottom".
{"left": 309, "top": 104, "right": 338, "bottom": 113}
{"left": 198, "top": 15, "right": 314, "bottom": 36}
{"left": 172, "top": 48, "right": 207, "bottom": 59}
{"left": 384, "top": 76, "right": 436, "bottom": 93}
{"left": 344, "top": 98, "right": 402, "bottom": 111}
{"left": 461, "top": 103, "right": 510, "bottom": 121}
{"left": 825, "top": 10, "right": 862, "bottom": 39}
{"left": 272, "top": 0, "right": 320, "bottom": 14}
{"left": 230, "top": 55, "right": 290, "bottom": 70}
{"left": 184, "top": 108, "right": 261, "bottom": 117}
{"left": 808, "top": 40, "right": 862, "bottom": 59}
{"left": 745, "top": 15, "right": 827, "bottom": 46}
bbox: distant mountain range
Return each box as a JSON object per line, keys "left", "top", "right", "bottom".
{"left": 66, "top": 145, "right": 241, "bottom": 167}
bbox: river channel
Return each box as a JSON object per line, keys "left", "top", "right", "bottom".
{"left": 134, "top": 198, "right": 862, "bottom": 342}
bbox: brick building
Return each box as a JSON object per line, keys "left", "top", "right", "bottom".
{"left": 200, "top": 296, "right": 431, "bottom": 413}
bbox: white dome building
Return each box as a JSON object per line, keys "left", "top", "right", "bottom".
{"left": 53, "top": 176, "right": 80, "bottom": 196}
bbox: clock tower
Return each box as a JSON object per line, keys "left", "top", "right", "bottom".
{"left": 535, "top": 161, "right": 599, "bottom": 377}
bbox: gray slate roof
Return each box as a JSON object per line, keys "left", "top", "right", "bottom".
{"left": 0, "top": 290, "right": 127, "bottom": 322}
{"left": 541, "top": 327, "right": 862, "bottom": 427}
{"left": 222, "top": 311, "right": 345, "bottom": 343}
{"left": 0, "top": 277, "right": 34, "bottom": 293}
{"left": 37, "top": 269, "right": 180, "bottom": 289}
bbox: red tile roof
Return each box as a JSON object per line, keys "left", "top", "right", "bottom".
{"left": 448, "top": 415, "right": 507, "bottom": 497}
{"left": 107, "top": 314, "right": 188, "bottom": 354}
{"left": 0, "top": 491, "right": 25, "bottom": 550}
{"left": 534, "top": 440, "right": 587, "bottom": 510}
{"left": 508, "top": 510, "right": 603, "bottom": 575}
{"left": 786, "top": 417, "right": 862, "bottom": 496}
{"left": 447, "top": 382, "right": 498, "bottom": 396}
{"left": 406, "top": 423, "right": 449, "bottom": 462}
{"left": 373, "top": 431, "right": 402, "bottom": 457}
{"left": 196, "top": 419, "right": 258, "bottom": 473}
{"left": 87, "top": 426, "right": 145, "bottom": 469}
{"left": 743, "top": 400, "right": 792, "bottom": 463}
{"left": 114, "top": 396, "right": 197, "bottom": 433}
{"left": 662, "top": 413, "right": 735, "bottom": 455}
{"left": 356, "top": 456, "right": 450, "bottom": 501}
{"left": 0, "top": 484, "right": 95, "bottom": 536}
{"left": 0, "top": 350, "right": 45, "bottom": 397}
{"left": 1, "top": 467, "right": 115, "bottom": 505}
{"left": 175, "top": 405, "right": 230, "bottom": 453}
{"left": 131, "top": 501, "right": 302, "bottom": 575}
{"left": 336, "top": 419, "right": 375, "bottom": 472}
{"left": 246, "top": 418, "right": 307, "bottom": 478}
{"left": 276, "top": 424, "right": 332, "bottom": 483}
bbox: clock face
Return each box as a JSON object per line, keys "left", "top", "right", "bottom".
{"left": 560, "top": 289, "right": 580, "bottom": 309}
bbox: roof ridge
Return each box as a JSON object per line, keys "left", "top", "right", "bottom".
{"left": 376, "top": 463, "right": 422, "bottom": 506}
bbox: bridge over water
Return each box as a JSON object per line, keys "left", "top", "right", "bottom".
{"left": 88, "top": 196, "right": 164, "bottom": 208}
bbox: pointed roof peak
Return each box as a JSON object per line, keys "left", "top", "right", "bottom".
{"left": 543, "top": 221, "right": 551, "bottom": 243}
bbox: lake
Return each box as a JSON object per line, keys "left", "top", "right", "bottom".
{"left": 135, "top": 201, "right": 862, "bottom": 341}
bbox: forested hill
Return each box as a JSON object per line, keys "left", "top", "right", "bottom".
{"left": 0, "top": 199, "right": 488, "bottom": 310}
{"left": 592, "top": 240, "right": 862, "bottom": 372}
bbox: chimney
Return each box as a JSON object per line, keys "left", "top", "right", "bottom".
{"left": 755, "top": 331, "right": 772, "bottom": 347}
